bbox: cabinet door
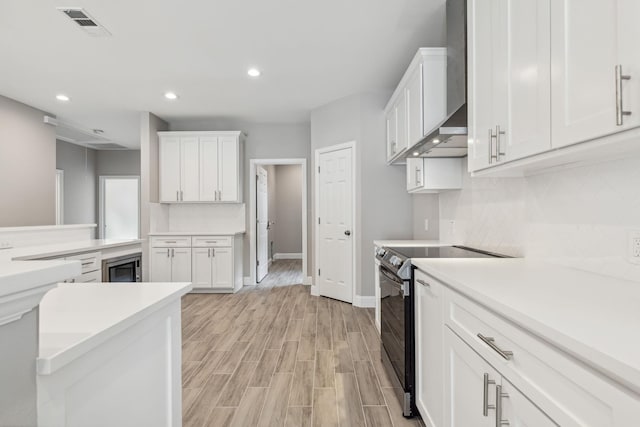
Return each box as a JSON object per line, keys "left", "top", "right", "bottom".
{"left": 211, "top": 247, "right": 233, "bottom": 289}
{"left": 444, "top": 327, "right": 497, "bottom": 427}
{"left": 551, "top": 0, "right": 640, "bottom": 148}
{"left": 415, "top": 273, "right": 444, "bottom": 427}
{"left": 406, "top": 158, "right": 423, "bottom": 191}
{"left": 467, "top": 0, "right": 497, "bottom": 171}
{"left": 386, "top": 108, "right": 397, "bottom": 161}
{"left": 180, "top": 137, "right": 200, "bottom": 201}
{"left": 171, "top": 248, "right": 192, "bottom": 282}
{"left": 159, "top": 137, "right": 181, "bottom": 202}
{"left": 150, "top": 248, "right": 172, "bottom": 282}
{"left": 218, "top": 136, "right": 239, "bottom": 202}
{"left": 499, "top": 0, "right": 551, "bottom": 161}
{"left": 501, "top": 380, "right": 557, "bottom": 427}
{"left": 199, "top": 136, "right": 219, "bottom": 202}
{"left": 406, "top": 63, "right": 424, "bottom": 147}
{"left": 395, "top": 92, "right": 408, "bottom": 155}
{"left": 191, "top": 248, "right": 212, "bottom": 288}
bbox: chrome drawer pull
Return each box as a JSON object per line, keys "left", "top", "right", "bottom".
{"left": 477, "top": 334, "right": 513, "bottom": 360}
{"left": 416, "top": 279, "right": 430, "bottom": 288}
{"left": 81, "top": 261, "right": 94, "bottom": 266}
{"left": 616, "top": 65, "right": 632, "bottom": 126}
{"left": 483, "top": 373, "right": 496, "bottom": 416}
{"left": 496, "top": 385, "right": 509, "bottom": 426}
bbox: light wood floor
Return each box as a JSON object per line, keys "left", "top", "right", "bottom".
{"left": 181, "top": 283, "right": 423, "bottom": 427}
{"left": 258, "top": 259, "right": 304, "bottom": 287}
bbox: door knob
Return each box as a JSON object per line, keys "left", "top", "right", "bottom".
{"left": 344, "top": 230, "right": 351, "bottom": 236}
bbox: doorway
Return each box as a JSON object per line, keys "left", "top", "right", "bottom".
{"left": 99, "top": 176, "right": 140, "bottom": 239}
{"left": 315, "top": 142, "right": 356, "bottom": 303}
{"left": 249, "top": 159, "right": 308, "bottom": 286}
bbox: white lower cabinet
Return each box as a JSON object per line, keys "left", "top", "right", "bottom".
{"left": 444, "top": 327, "right": 554, "bottom": 427}
{"left": 414, "top": 271, "right": 444, "bottom": 427}
{"left": 191, "top": 247, "right": 233, "bottom": 289}
{"left": 150, "top": 247, "right": 192, "bottom": 283}
{"left": 150, "top": 234, "right": 242, "bottom": 292}
{"left": 415, "top": 271, "right": 640, "bottom": 427}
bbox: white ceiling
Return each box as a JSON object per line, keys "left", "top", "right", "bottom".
{"left": 0, "top": 0, "right": 446, "bottom": 148}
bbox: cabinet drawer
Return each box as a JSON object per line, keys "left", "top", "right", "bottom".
{"left": 64, "top": 269, "right": 102, "bottom": 284}
{"left": 192, "top": 236, "right": 232, "bottom": 247}
{"left": 444, "top": 289, "right": 640, "bottom": 426}
{"left": 65, "top": 252, "right": 101, "bottom": 274}
{"left": 150, "top": 236, "right": 192, "bottom": 247}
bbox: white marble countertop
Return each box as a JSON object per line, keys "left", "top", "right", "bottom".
{"left": 373, "top": 239, "right": 452, "bottom": 247}
{"left": 412, "top": 258, "right": 640, "bottom": 393}
{"left": 9, "top": 239, "right": 143, "bottom": 261}
{"left": 38, "top": 282, "right": 192, "bottom": 375}
{"left": 149, "top": 231, "right": 245, "bottom": 236}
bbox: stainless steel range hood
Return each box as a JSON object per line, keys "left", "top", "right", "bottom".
{"left": 406, "top": 0, "right": 467, "bottom": 159}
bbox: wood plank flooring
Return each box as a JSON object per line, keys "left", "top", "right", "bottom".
{"left": 258, "top": 259, "right": 304, "bottom": 286}
{"left": 181, "top": 283, "right": 423, "bottom": 427}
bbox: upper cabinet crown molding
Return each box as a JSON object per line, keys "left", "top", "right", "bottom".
{"left": 158, "top": 131, "right": 244, "bottom": 203}
{"left": 468, "top": 0, "right": 640, "bottom": 177}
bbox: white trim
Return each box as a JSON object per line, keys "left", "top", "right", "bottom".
{"left": 314, "top": 141, "right": 357, "bottom": 304}
{"left": 310, "top": 285, "right": 319, "bottom": 296}
{"left": 99, "top": 176, "right": 141, "bottom": 240}
{"left": 353, "top": 295, "right": 376, "bottom": 308}
{"left": 55, "top": 169, "right": 64, "bottom": 225}
{"left": 249, "top": 158, "right": 308, "bottom": 286}
{"left": 304, "top": 276, "right": 313, "bottom": 286}
{"left": 243, "top": 276, "right": 254, "bottom": 286}
{"left": 273, "top": 252, "right": 303, "bottom": 260}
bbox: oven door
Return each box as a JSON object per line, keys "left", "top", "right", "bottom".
{"left": 379, "top": 264, "right": 407, "bottom": 389}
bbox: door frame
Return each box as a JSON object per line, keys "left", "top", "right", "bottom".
{"left": 248, "top": 158, "right": 308, "bottom": 286}
{"left": 98, "top": 175, "right": 141, "bottom": 239}
{"left": 313, "top": 141, "right": 357, "bottom": 303}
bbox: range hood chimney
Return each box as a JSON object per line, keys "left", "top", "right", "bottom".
{"left": 405, "top": 0, "right": 468, "bottom": 159}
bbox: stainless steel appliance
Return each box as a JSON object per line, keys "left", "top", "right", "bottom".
{"left": 376, "top": 245, "right": 508, "bottom": 417}
{"left": 102, "top": 253, "right": 141, "bottom": 282}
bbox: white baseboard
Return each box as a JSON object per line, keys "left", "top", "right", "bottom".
{"left": 304, "top": 276, "right": 313, "bottom": 285}
{"left": 353, "top": 295, "right": 376, "bottom": 308}
{"left": 310, "top": 285, "right": 319, "bottom": 296}
{"left": 243, "top": 276, "right": 254, "bottom": 286}
{"left": 273, "top": 252, "right": 303, "bottom": 260}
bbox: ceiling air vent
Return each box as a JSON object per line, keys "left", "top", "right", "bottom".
{"left": 57, "top": 7, "right": 111, "bottom": 37}
{"left": 86, "top": 142, "right": 129, "bottom": 150}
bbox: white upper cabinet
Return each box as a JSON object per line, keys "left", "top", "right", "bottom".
{"left": 468, "top": 0, "right": 551, "bottom": 172}
{"left": 551, "top": 0, "right": 640, "bottom": 148}
{"left": 159, "top": 131, "right": 243, "bottom": 203}
{"left": 385, "top": 48, "right": 447, "bottom": 163}
{"left": 407, "top": 157, "right": 463, "bottom": 193}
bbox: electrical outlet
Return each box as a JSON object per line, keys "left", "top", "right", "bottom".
{"left": 424, "top": 219, "right": 429, "bottom": 232}
{"left": 628, "top": 230, "right": 640, "bottom": 264}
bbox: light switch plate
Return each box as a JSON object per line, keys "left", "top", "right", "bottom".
{"left": 627, "top": 230, "right": 640, "bottom": 264}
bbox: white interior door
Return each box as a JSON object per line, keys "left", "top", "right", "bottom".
{"left": 317, "top": 145, "right": 353, "bottom": 303}
{"left": 101, "top": 177, "right": 140, "bottom": 239}
{"left": 256, "top": 166, "right": 269, "bottom": 282}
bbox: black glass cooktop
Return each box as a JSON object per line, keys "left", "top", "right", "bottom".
{"left": 386, "top": 245, "right": 508, "bottom": 260}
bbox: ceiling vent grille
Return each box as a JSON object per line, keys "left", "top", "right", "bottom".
{"left": 57, "top": 7, "right": 111, "bottom": 36}
{"left": 86, "top": 142, "right": 128, "bottom": 150}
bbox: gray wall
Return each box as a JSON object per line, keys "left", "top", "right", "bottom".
{"left": 97, "top": 150, "right": 141, "bottom": 176}
{"left": 56, "top": 141, "right": 98, "bottom": 226}
{"left": 0, "top": 95, "right": 56, "bottom": 226}
{"left": 168, "top": 119, "right": 312, "bottom": 277}
{"left": 0, "top": 309, "right": 38, "bottom": 427}
{"left": 310, "top": 92, "right": 414, "bottom": 298}
{"left": 140, "top": 112, "right": 169, "bottom": 281}
{"left": 274, "top": 165, "right": 303, "bottom": 254}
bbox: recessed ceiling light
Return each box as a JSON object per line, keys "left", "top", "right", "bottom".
{"left": 413, "top": 152, "right": 420, "bottom": 156}
{"left": 56, "top": 94, "right": 70, "bottom": 102}
{"left": 432, "top": 138, "right": 440, "bottom": 144}
{"left": 247, "top": 68, "right": 261, "bottom": 77}
{"left": 164, "top": 92, "right": 178, "bottom": 100}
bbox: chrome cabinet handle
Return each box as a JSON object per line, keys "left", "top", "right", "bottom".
{"left": 392, "top": 141, "right": 397, "bottom": 154}
{"left": 166, "top": 248, "right": 170, "bottom": 258}
{"left": 205, "top": 241, "right": 218, "bottom": 244}
{"left": 208, "top": 248, "right": 211, "bottom": 257}
{"left": 489, "top": 129, "right": 497, "bottom": 163}
{"left": 211, "top": 248, "right": 215, "bottom": 257}
{"left": 483, "top": 373, "right": 496, "bottom": 416}
{"left": 415, "top": 168, "right": 422, "bottom": 186}
{"left": 81, "top": 261, "right": 93, "bottom": 266}
{"left": 165, "top": 240, "right": 177, "bottom": 243}
{"left": 496, "top": 385, "right": 509, "bottom": 426}
{"left": 496, "top": 126, "right": 506, "bottom": 160}
{"left": 181, "top": 190, "right": 184, "bottom": 201}
{"left": 171, "top": 248, "right": 175, "bottom": 258}
{"left": 176, "top": 191, "right": 179, "bottom": 201}
{"left": 416, "top": 279, "right": 430, "bottom": 288}
{"left": 477, "top": 334, "right": 513, "bottom": 360}
{"left": 616, "top": 65, "right": 632, "bottom": 126}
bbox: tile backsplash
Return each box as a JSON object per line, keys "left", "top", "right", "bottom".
{"left": 438, "top": 156, "right": 640, "bottom": 282}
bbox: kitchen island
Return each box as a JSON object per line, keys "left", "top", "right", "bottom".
{"left": 37, "top": 282, "right": 191, "bottom": 427}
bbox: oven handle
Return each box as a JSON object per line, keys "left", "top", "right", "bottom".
{"left": 379, "top": 265, "right": 404, "bottom": 286}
